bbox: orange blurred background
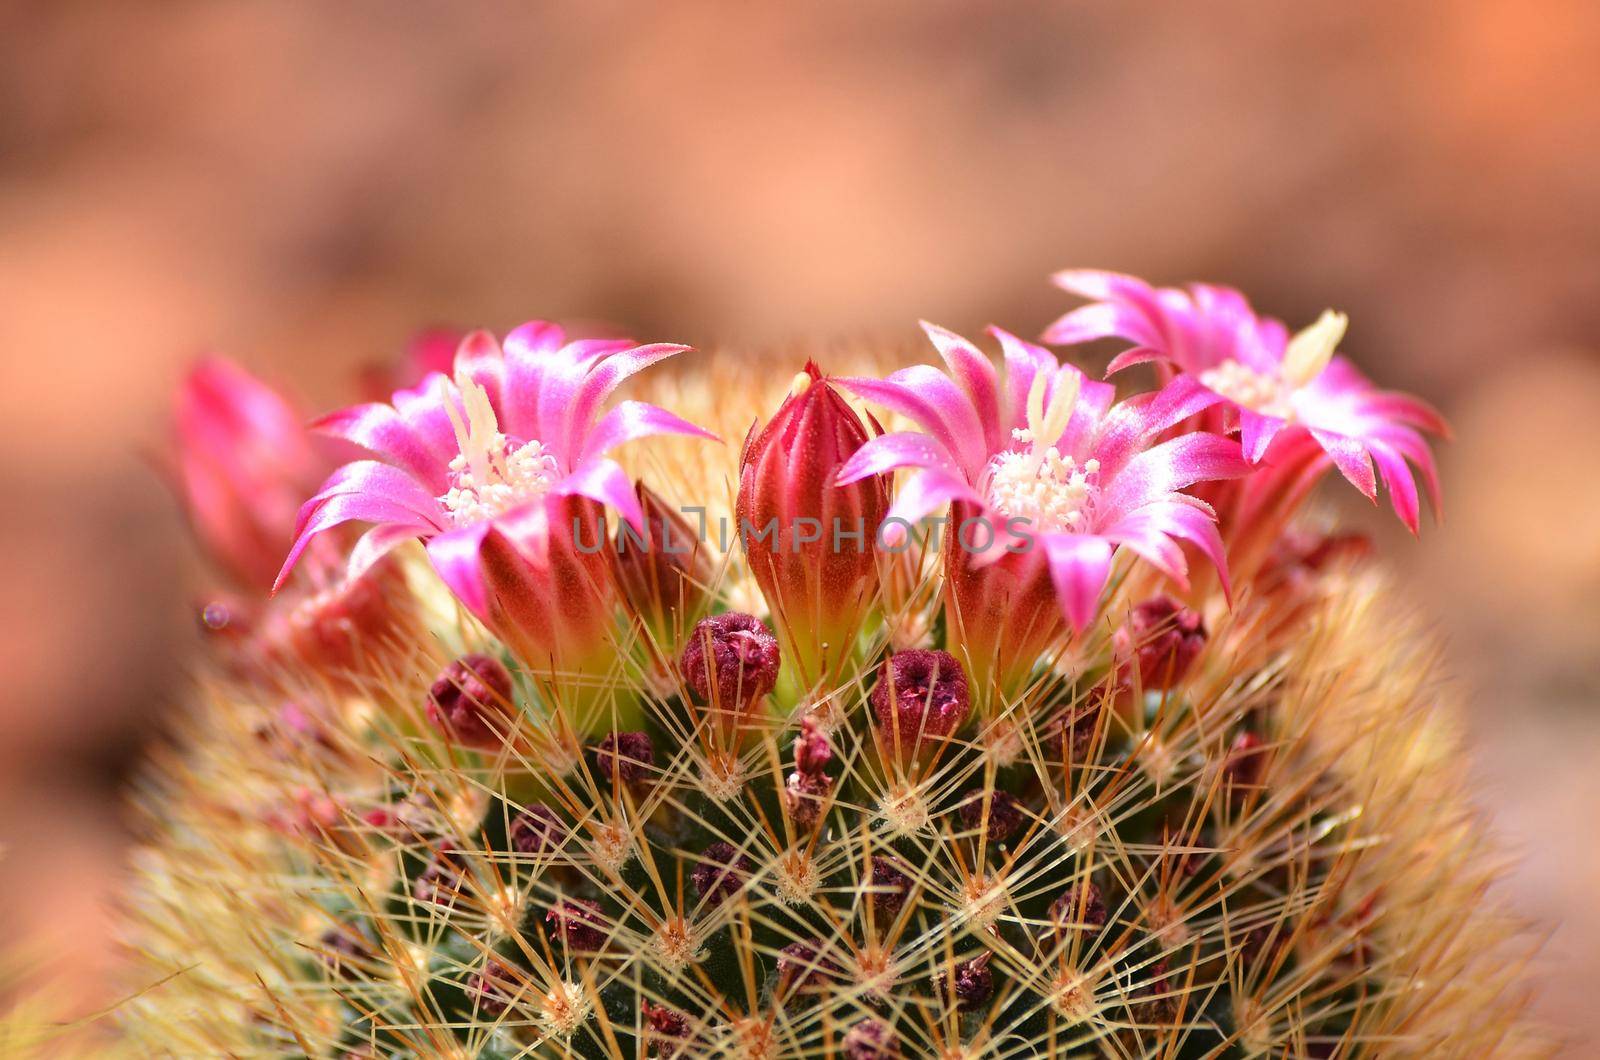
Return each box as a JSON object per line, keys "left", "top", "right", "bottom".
{"left": 1, "top": 2, "right": 1597, "bottom": 1049}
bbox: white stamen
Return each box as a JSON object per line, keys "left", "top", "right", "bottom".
{"left": 1281, "top": 308, "right": 1347, "bottom": 388}
{"left": 437, "top": 369, "right": 559, "bottom": 526}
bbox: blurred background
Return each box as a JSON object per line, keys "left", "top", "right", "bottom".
{"left": 1, "top": 0, "right": 1597, "bottom": 1049}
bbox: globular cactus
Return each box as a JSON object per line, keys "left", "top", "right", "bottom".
{"left": 104, "top": 271, "right": 1549, "bottom": 1058}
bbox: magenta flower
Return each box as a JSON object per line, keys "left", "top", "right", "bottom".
{"left": 171, "top": 357, "right": 330, "bottom": 593}
{"left": 276, "top": 324, "right": 715, "bottom": 668}
{"left": 837, "top": 324, "right": 1244, "bottom": 632}
{"left": 1046, "top": 270, "right": 1446, "bottom": 532}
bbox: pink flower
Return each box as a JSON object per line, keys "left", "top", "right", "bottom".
{"left": 276, "top": 324, "right": 715, "bottom": 671}
{"left": 171, "top": 357, "right": 329, "bottom": 592}
{"left": 1046, "top": 270, "right": 1446, "bottom": 532}
{"left": 837, "top": 324, "right": 1245, "bottom": 634}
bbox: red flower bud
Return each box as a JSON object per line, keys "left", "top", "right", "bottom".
{"left": 933, "top": 952, "right": 994, "bottom": 1012}
{"left": 469, "top": 957, "right": 524, "bottom": 1017}
{"left": 870, "top": 649, "right": 971, "bottom": 766}
{"left": 736, "top": 363, "right": 888, "bottom": 688}
{"left": 843, "top": 1018, "right": 900, "bottom": 1060}
{"left": 776, "top": 938, "right": 842, "bottom": 996}
{"left": 1113, "top": 596, "right": 1207, "bottom": 690}
{"left": 642, "top": 1002, "right": 691, "bottom": 1057}
{"left": 593, "top": 731, "right": 655, "bottom": 787}
{"left": 1048, "top": 883, "right": 1107, "bottom": 933}
{"left": 692, "top": 842, "right": 751, "bottom": 908}
{"left": 426, "top": 654, "right": 517, "bottom": 750}
{"left": 545, "top": 898, "right": 607, "bottom": 951}
{"left": 680, "top": 613, "right": 781, "bottom": 727}
{"left": 613, "top": 481, "right": 711, "bottom": 643}
{"left": 509, "top": 804, "right": 569, "bottom": 854}
{"left": 957, "top": 789, "right": 1025, "bottom": 845}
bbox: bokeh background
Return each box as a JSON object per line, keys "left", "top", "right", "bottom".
{"left": 2, "top": 1, "right": 1597, "bottom": 1049}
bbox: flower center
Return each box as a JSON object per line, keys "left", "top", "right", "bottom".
{"left": 1198, "top": 359, "right": 1294, "bottom": 419}
{"left": 438, "top": 370, "right": 558, "bottom": 525}
{"left": 984, "top": 363, "right": 1098, "bottom": 534}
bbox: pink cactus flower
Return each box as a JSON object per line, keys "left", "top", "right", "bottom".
{"left": 837, "top": 324, "right": 1245, "bottom": 636}
{"left": 1046, "top": 270, "right": 1446, "bottom": 532}
{"left": 276, "top": 325, "right": 715, "bottom": 673}
{"left": 171, "top": 357, "right": 330, "bottom": 592}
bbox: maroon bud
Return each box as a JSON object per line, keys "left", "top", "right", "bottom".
{"left": 545, "top": 898, "right": 607, "bottom": 951}
{"left": 1049, "top": 883, "right": 1107, "bottom": 932}
{"left": 870, "top": 649, "right": 971, "bottom": 764}
{"left": 793, "top": 716, "right": 834, "bottom": 775}
{"left": 594, "top": 731, "right": 655, "bottom": 786}
{"left": 318, "top": 924, "right": 373, "bottom": 980}
{"left": 1137, "top": 957, "right": 1178, "bottom": 1021}
{"left": 1113, "top": 596, "right": 1206, "bottom": 690}
{"left": 613, "top": 481, "right": 712, "bottom": 640}
{"left": 933, "top": 952, "right": 993, "bottom": 1012}
{"left": 469, "top": 957, "right": 523, "bottom": 1017}
{"left": 509, "top": 804, "right": 568, "bottom": 855}
{"left": 1223, "top": 731, "right": 1268, "bottom": 795}
{"left": 413, "top": 841, "right": 467, "bottom": 905}
{"left": 642, "top": 1001, "right": 691, "bottom": 1057}
{"left": 868, "top": 856, "right": 912, "bottom": 920}
{"left": 843, "top": 1017, "right": 900, "bottom": 1059}
{"left": 957, "top": 789, "right": 1024, "bottom": 845}
{"left": 1053, "top": 701, "right": 1103, "bottom": 762}
{"left": 426, "top": 653, "right": 517, "bottom": 749}
{"left": 784, "top": 768, "right": 834, "bottom": 830}
{"left": 776, "top": 938, "right": 841, "bottom": 995}
{"left": 692, "top": 842, "right": 751, "bottom": 908}
{"left": 680, "top": 612, "right": 781, "bottom": 716}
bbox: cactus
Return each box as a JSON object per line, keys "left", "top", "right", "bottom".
{"left": 102, "top": 274, "right": 1547, "bottom": 1058}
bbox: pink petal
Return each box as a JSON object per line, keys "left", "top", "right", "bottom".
{"left": 312, "top": 403, "right": 452, "bottom": 492}
{"left": 836, "top": 431, "right": 961, "bottom": 485}
{"left": 582, "top": 400, "right": 718, "bottom": 462}
{"left": 452, "top": 329, "right": 506, "bottom": 410}
{"left": 1042, "top": 534, "right": 1115, "bottom": 633}
{"left": 424, "top": 522, "right": 494, "bottom": 620}
{"left": 1308, "top": 429, "right": 1378, "bottom": 500}
{"left": 839, "top": 369, "right": 987, "bottom": 477}
{"left": 991, "top": 326, "right": 1058, "bottom": 432}
{"left": 277, "top": 491, "right": 432, "bottom": 591}
{"left": 294, "top": 461, "right": 441, "bottom": 535}
{"left": 1104, "top": 346, "right": 1164, "bottom": 375}
{"left": 543, "top": 342, "right": 691, "bottom": 466}
{"left": 882, "top": 469, "right": 980, "bottom": 544}
{"left": 1239, "top": 409, "right": 1288, "bottom": 464}
{"left": 922, "top": 322, "right": 1003, "bottom": 452}
{"left": 1145, "top": 374, "right": 1225, "bottom": 436}
{"left": 1097, "top": 433, "right": 1246, "bottom": 523}
{"left": 347, "top": 522, "right": 421, "bottom": 581}
{"left": 557, "top": 457, "right": 644, "bottom": 531}
{"left": 1370, "top": 442, "right": 1421, "bottom": 534}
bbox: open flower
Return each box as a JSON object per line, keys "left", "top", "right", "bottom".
{"left": 837, "top": 324, "right": 1244, "bottom": 639}
{"left": 276, "top": 325, "right": 715, "bottom": 675}
{"left": 1047, "top": 270, "right": 1446, "bottom": 532}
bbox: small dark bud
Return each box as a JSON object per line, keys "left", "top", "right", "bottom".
{"left": 469, "top": 957, "right": 523, "bottom": 1017}
{"left": 509, "top": 803, "right": 568, "bottom": 855}
{"left": 318, "top": 924, "right": 373, "bottom": 980}
{"left": 594, "top": 731, "right": 655, "bottom": 786}
{"left": 692, "top": 841, "right": 751, "bottom": 908}
{"left": 868, "top": 856, "right": 913, "bottom": 921}
{"left": 843, "top": 1017, "right": 900, "bottom": 1059}
{"left": 792, "top": 716, "right": 834, "bottom": 775}
{"left": 776, "top": 938, "right": 840, "bottom": 995}
{"left": 545, "top": 898, "right": 607, "bottom": 951}
{"left": 426, "top": 653, "right": 516, "bottom": 749}
{"left": 1137, "top": 957, "right": 1179, "bottom": 1022}
{"left": 933, "top": 952, "right": 994, "bottom": 1012}
{"left": 957, "top": 789, "right": 1024, "bottom": 845}
{"left": 784, "top": 768, "right": 834, "bottom": 830}
{"left": 641, "top": 1001, "right": 691, "bottom": 1057}
{"left": 1114, "top": 596, "right": 1207, "bottom": 690}
{"left": 870, "top": 649, "right": 971, "bottom": 764}
{"left": 412, "top": 841, "right": 467, "bottom": 905}
{"left": 1053, "top": 701, "right": 1103, "bottom": 762}
{"left": 1049, "top": 883, "right": 1107, "bottom": 932}
{"left": 680, "top": 612, "right": 781, "bottom": 714}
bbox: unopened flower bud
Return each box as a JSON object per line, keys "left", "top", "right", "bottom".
{"left": 593, "top": 731, "right": 655, "bottom": 787}
{"left": 545, "top": 899, "right": 607, "bottom": 951}
{"left": 413, "top": 841, "right": 468, "bottom": 905}
{"left": 642, "top": 1001, "right": 691, "bottom": 1057}
{"left": 957, "top": 789, "right": 1025, "bottom": 845}
{"left": 793, "top": 716, "right": 834, "bottom": 775}
{"left": 1053, "top": 701, "right": 1103, "bottom": 763}
{"left": 870, "top": 649, "right": 971, "bottom": 765}
{"left": 737, "top": 363, "right": 888, "bottom": 688}
{"left": 680, "top": 612, "right": 780, "bottom": 721}
{"left": 469, "top": 957, "right": 524, "bottom": 1017}
{"left": 509, "top": 804, "right": 569, "bottom": 854}
{"left": 843, "top": 1017, "right": 900, "bottom": 1059}
{"left": 867, "top": 856, "right": 913, "bottom": 921}
{"left": 1113, "top": 596, "right": 1207, "bottom": 690}
{"left": 692, "top": 842, "right": 751, "bottom": 908}
{"left": 613, "top": 481, "right": 712, "bottom": 642}
{"left": 1049, "top": 883, "right": 1107, "bottom": 933}
{"left": 933, "top": 952, "right": 994, "bottom": 1012}
{"left": 776, "top": 938, "right": 841, "bottom": 995}
{"left": 784, "top": 769, "right": 834, "bottom": 831}
{"left": 318, "top": 924, "right": 374, "bottom": 980}
{"left": 426, "top": 653, "right": 517, "bottom": 750}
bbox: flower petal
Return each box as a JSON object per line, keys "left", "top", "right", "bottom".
{"left": 922, "top": 322, "right": 1004, "bottom": 454}
{"left": 582, "top": 400, "right": 719, "bottom": 462}
{"left": 839, "top": 366, "right": 987, "bottom": 477}
{"left": 1308, "top": 428, "right": 1378, "bottom": 500}
{"left": 557, "top": 457, "right": 645, "bottom": 531}
{"left": 424, "top": 522, "right": 494, "bottom": 620}
{"left": 1042, "top": 534, "right": 1115, "bottom": 633}
{"left": 312, "top": 403, "right": 452, "bottom": 492}
{"left": 836, "top": 431, "right": 961, "bottom": 485}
